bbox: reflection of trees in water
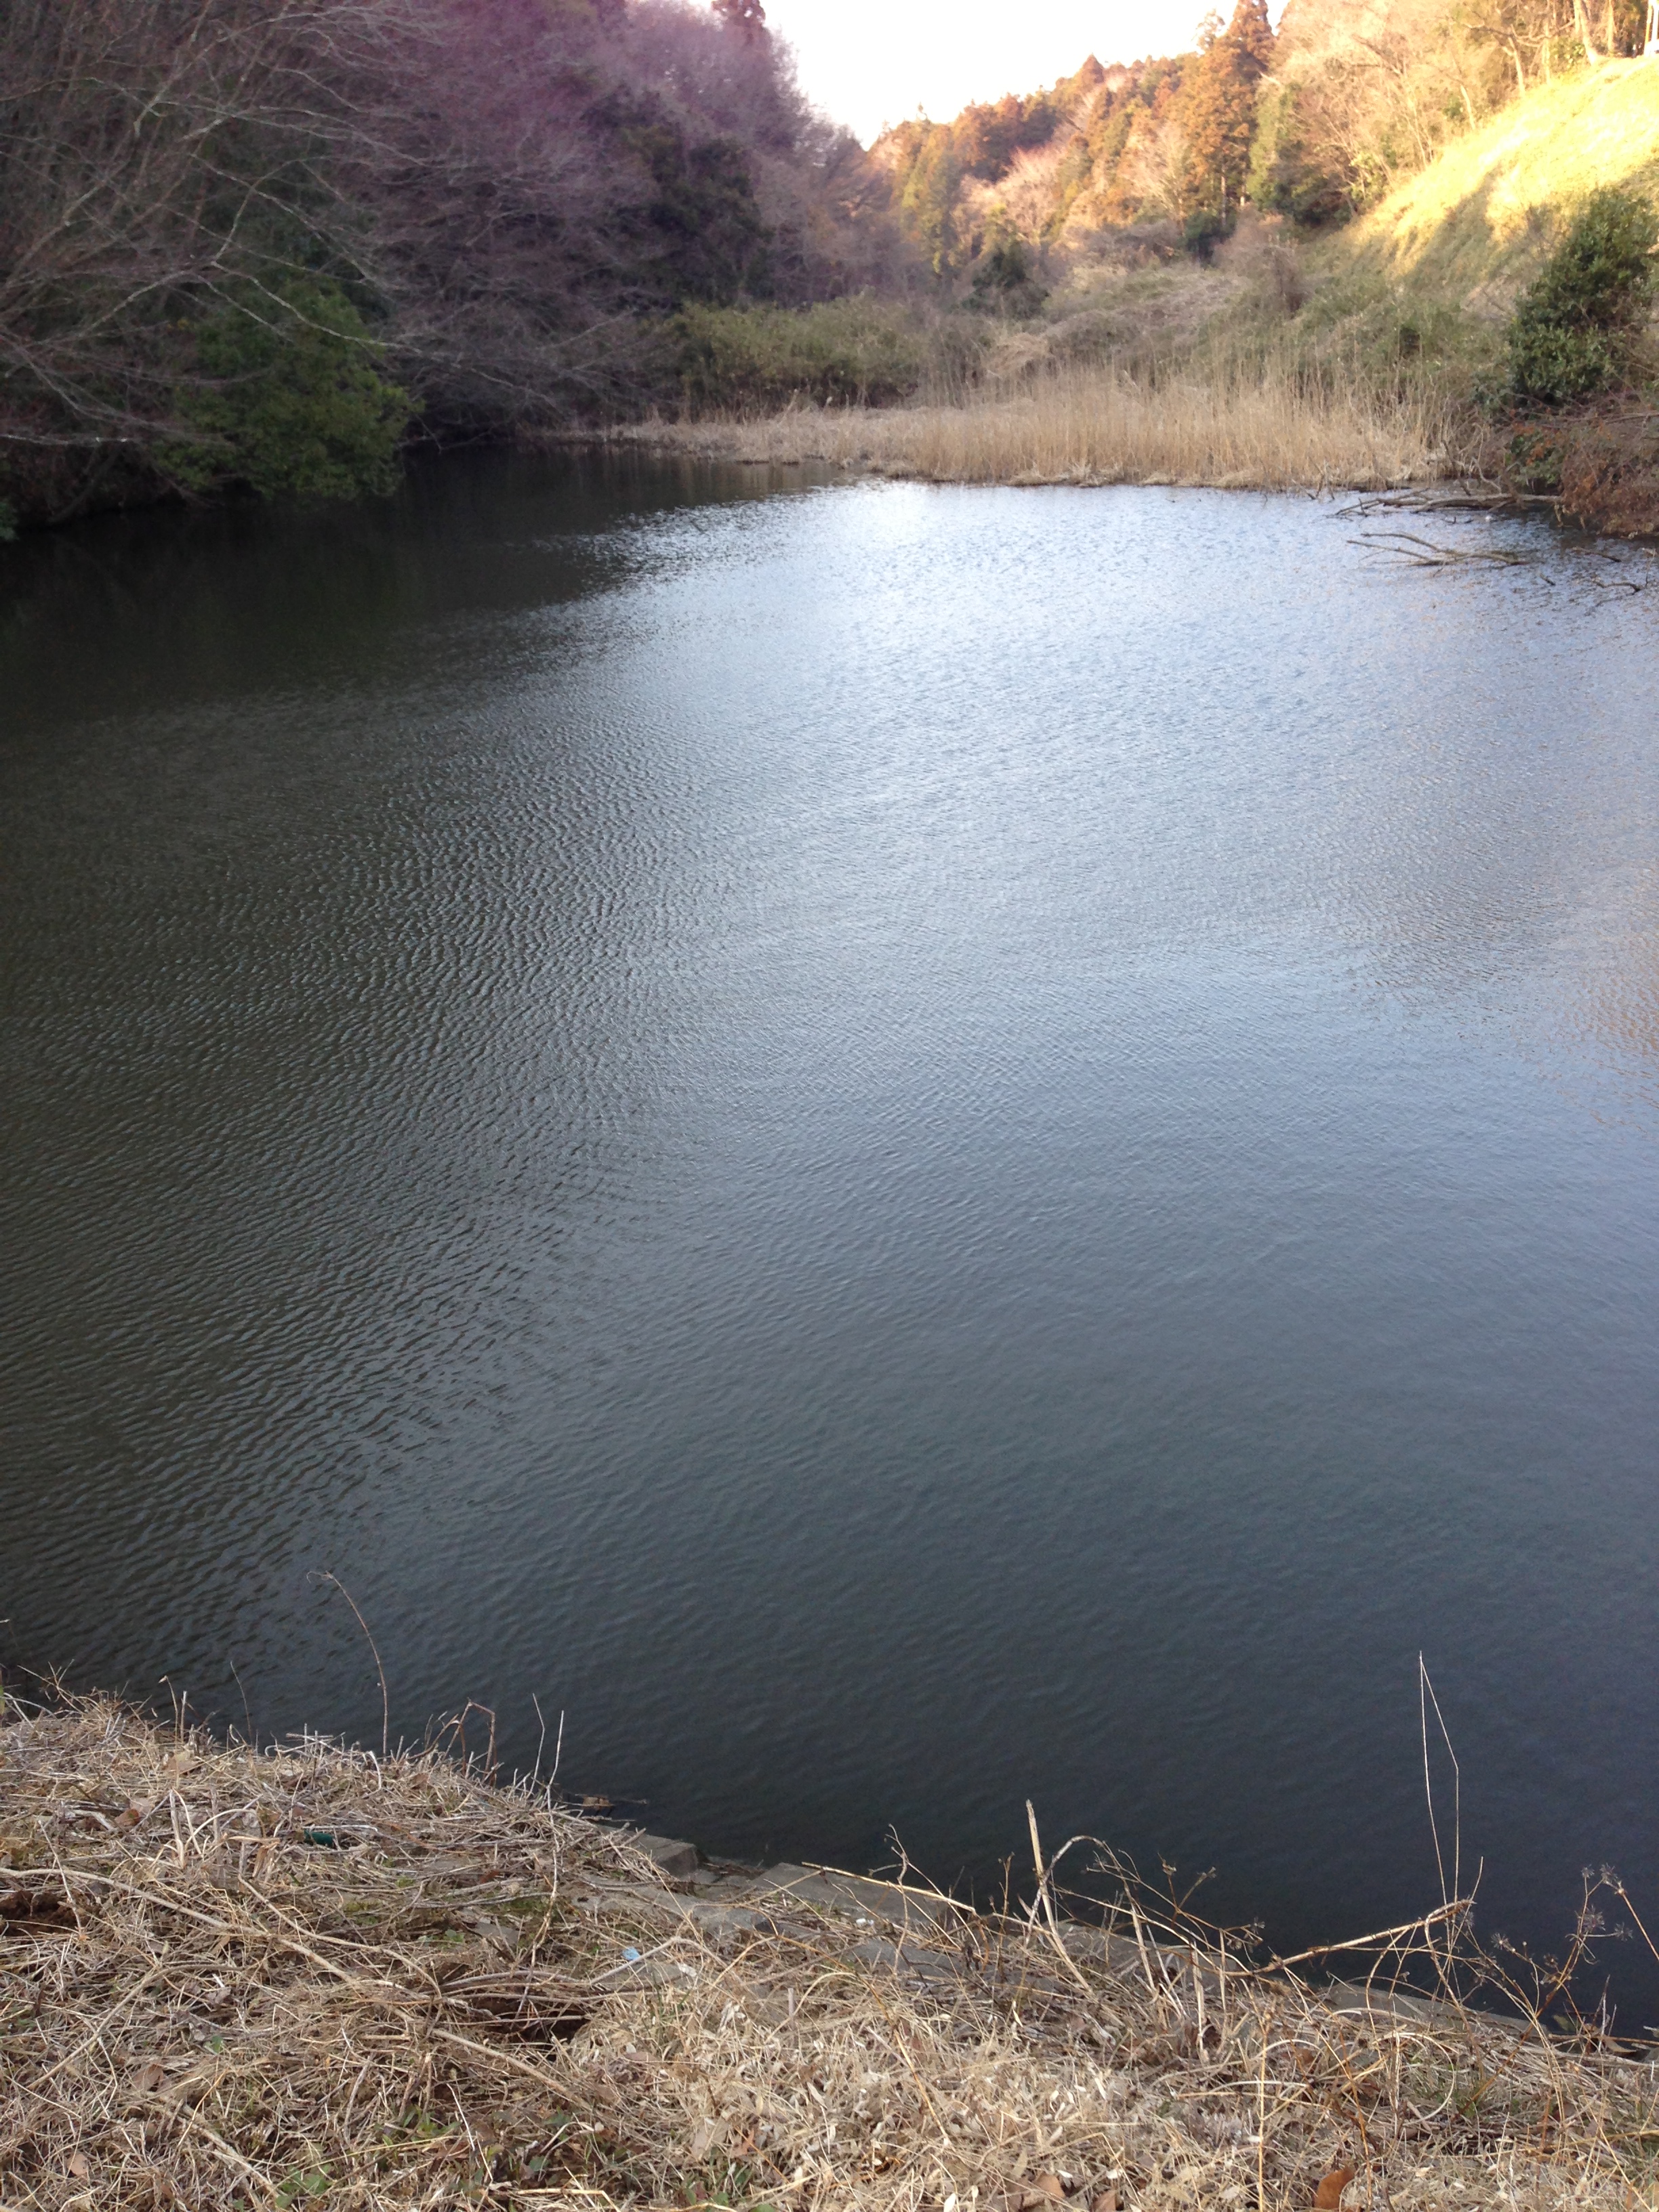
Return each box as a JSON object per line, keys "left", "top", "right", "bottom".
{"left": 1520, "top": 860, "right": 1659, "bottom": 1117}
{"left": 0, "top": 452, "right": 770, "bottom": 724}
{"left": 1330, "top": 545, "right": 1659, "bottom": 1107}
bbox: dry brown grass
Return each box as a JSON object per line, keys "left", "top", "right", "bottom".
{"left": 604, "top": 365, "right": 1474, "bottom": 494}
{"left": 5, "top": 1695, "right": 1659, "bottom": 2212}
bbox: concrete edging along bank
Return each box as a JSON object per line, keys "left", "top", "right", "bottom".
{"left": 617, "top": 1833, "right": 1481, "bottom": 2036}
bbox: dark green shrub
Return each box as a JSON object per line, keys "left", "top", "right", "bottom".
{"left": 674, "top": 296, "right": 936, "bottom": 410}
{"left": 1506, "top": 188, "right": 1658, "bottom": 407}
{"left": 1182, "top": 209, "right": 1231, "bottom": 262}
{"left": 967, "top": 230, "right": 1048, "bottom": 316}
{"left": 165, "top": 279, "right": 410, "bottom": 501}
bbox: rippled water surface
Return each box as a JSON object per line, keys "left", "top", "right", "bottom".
{"left": 5, "top": 457, "right": 1659, "bottom": 2003}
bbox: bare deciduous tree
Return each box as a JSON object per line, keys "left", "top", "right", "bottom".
{"left": 0, "top": 0, "right": 910, "bottom": 519}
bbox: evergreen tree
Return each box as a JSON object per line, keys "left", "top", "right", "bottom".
{"left": 1179, "top": 0, "right": 1273, "bottom": 217}
{"left": 897, "top": 127, "right": 963, "bottom": 272}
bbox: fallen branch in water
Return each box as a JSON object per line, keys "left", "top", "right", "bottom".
{"left": 1351, "top": 529, "right": 1537, "bottom": 566}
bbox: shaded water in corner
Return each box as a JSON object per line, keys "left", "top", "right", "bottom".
{"left": 5, "top": 454, "right": 1659, "bottom": 2011}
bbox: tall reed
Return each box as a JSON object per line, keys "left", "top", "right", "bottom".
{"left": 619, "top": 356, "right": 1475, "bottom": 492}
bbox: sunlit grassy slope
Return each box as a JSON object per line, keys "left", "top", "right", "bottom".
{"left": 1338, "top": 60, "right": 1659, "bottom": 309}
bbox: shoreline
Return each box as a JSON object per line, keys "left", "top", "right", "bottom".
{"left": 0, "top": 409, "right": 1621, "bottom": 544}
{"left": 551, "top": 382, "right": 1659, "bottom": 539}
{"left": 548, "top": 377, "right": 1461, "bottom": 497}
{"left": 3, "top": 1693, "right": 1654, "bottom": 2211}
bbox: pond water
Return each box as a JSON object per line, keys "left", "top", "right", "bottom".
{"left": 5, "top": 455, "right": 1659, "bottom": 2013}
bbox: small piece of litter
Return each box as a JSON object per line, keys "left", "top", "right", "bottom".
{"left": 622, "top": 1946, "right": 641, "bottom": 1963}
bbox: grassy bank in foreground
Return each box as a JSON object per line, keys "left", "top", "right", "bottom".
{"left": 4, "top": 1696, "right": 1657, "bottom": 2211}
{"left": 607, "top": 267, "right": 1659, "bottom": 525}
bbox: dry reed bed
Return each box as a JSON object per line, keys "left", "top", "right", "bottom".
{"left": 3, "top": 1697, "right": 1656, "bottom": 2211}
{"left": 610, "top": 369, "right": 1469, "bottom": 493}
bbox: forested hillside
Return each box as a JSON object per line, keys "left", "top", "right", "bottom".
{"left": 874, "top": 0, "right": 1658, "bottom": 281}
{"left": 0, "top": 0, "right": 907, "bottom": 523}
{"left": 7, "top": 0, "right": 1658, "bottom": 529}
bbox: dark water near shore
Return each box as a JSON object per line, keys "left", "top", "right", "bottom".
{"left": 5, "top": 455, "right": 1659, "bottom": 2011}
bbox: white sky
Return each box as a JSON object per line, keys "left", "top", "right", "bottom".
{"left": 760, "top": 0, "right": 1214, "bottom": 144}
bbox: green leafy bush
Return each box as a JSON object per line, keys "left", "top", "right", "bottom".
{"left": 674, "top": 296, "right": 938, "bottom": 410}
{"left": 967, "top": 222, "right": 1048, "bottom": 315}
{"left": 1182, "top": 210, "right": 1231, "bottom": 262}
{"left": 1505, "top": 188, "right": 1658, "bottom": 407}
{"left": 165, "top": 279, "right": 410, "bottom": 501}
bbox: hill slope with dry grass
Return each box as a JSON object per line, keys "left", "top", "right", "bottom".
{"left": 1332, "top": 60, "right": 1659, "bottom": 313}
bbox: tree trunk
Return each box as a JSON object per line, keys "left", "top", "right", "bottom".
{"left": 1572, "top": 0, "right": 1601, "bottom": 60}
